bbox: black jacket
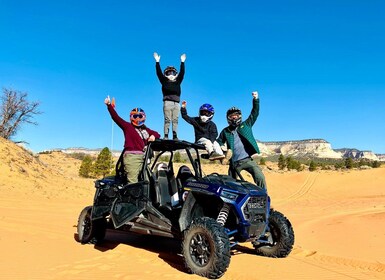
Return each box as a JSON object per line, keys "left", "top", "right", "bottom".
{"left": 181, "top": 107, "right": 218, "bottom": 143}
{"left": 156, "top": 62, "right": 185, "bottom": 102}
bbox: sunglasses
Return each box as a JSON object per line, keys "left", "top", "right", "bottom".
{"left": 165, "top": 70, "right": 177, "bottom": 76}
{"left": 228, "top": 113, "right": 240, "bottom": 120}
{"left": 200, "top": 111, "right": 212, "bottom": 116}
{"left": 132, "top": 113, "right": 145, "bottom": 119}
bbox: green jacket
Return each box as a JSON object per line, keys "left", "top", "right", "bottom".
{"left": 217, "top": 98, "right": 260, "bottom": 161}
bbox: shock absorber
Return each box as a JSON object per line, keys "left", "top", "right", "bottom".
{"left": 217, "top": 204, "right": 230, "bottom": 226}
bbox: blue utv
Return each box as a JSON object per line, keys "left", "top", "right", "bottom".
{"left": 77, "top": 139, "right": 294, "bottom": 279}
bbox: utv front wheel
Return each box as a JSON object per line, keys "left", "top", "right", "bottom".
{"left": 182, "top": 217, "right": 230, "bottom": 279}
{"left": 77, "top": 206, "right": 107, "bottom": 244}
{"left": 253, "top": 210, "right": 294, "bottom": 257}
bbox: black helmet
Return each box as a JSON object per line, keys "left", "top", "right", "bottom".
{"left": 226, "top": 107, "right": 242, "bottom": 127}
{"left": 164, "top": 66, "right": 177, "bottom": 76}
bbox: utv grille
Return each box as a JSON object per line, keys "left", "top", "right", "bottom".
{"left": 246, "top": 196, "right": 266, "bottom": 209}
{"left": 242, "top": 196, "right": 267, "bottom": 237}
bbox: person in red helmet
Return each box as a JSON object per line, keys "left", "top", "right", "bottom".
{"left": 104, "top": 95, "right": 160, "bottom": 183}
{"left": 154, "top": 52, "right": 186, "bottom": 140}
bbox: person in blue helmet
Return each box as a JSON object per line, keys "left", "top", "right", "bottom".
{"left": 181, "top": 100, "right": 225, "bottom": 161}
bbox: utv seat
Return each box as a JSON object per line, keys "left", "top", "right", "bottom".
{"left": 153, "top": 163, "right": 180, "bottom": 210}
{"left": 176, "top": 165, "right": 195, "bottom": 187}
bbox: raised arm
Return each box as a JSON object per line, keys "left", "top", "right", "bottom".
{"left": 105, "top": 96, "right": 127, "bottom": 130}
{"left": 243, "top": 91, "right": 260, "bottom": 127}
{"left": 154, "top": 52, "right": 165, "bottom": 82}
{"left": 177, "top": 53, "right": 186, "bottom": 82}
{"left": 181, "top": 101, "right": 194, "bottom": 125}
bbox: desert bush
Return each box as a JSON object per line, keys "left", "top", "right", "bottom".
{"left": 259, "top": 157, "right": 266, "bottom": 165}
{"left": 309, "top": 160, "right": 317, "bottom": 171}
{"left": 67, "top": 152, "right": 90, "bottom": 161}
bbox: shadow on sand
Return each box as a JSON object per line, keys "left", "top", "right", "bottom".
{"left": 75, "top": 229, "right": 188, "bottom": 274}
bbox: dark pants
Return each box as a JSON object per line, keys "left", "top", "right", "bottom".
{"left": 229, "top": 157, "right": 266, "bottom": 189}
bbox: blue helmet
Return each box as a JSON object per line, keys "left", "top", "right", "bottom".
{"left": 199, "top": 103, "right": 214, "bottom": 123}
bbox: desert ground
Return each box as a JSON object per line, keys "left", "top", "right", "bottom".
{"left": 1, "top": 136, "right": 385, "bottom": 280}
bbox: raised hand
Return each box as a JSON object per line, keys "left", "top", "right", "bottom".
{"left": 180, "top": 53, "right": 186, "bottom": 62}
{"left": 104, "top": 95, "right": 111, "bottom": 105}
{"left": 153, "top": 52, "right": 160, "bottom": 62}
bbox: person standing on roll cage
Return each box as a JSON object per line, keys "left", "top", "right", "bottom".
{"left": 154, "top": 52, "right": 186, "bottom": 140}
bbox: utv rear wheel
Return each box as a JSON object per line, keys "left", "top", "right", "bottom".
{"left": 182, "top": 217, "right": 230, "bottom": 279}
{"left": 253, "top": 210, "right": 294, "bottom": 258}
{"left": 77, "top": 206, "right": 107, "bottom": 244}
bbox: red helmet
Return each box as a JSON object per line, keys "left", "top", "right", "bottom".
{"left": 130, "top": 108, "right": 146, "bottom": 127}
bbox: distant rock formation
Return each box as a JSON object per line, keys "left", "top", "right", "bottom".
{"left": 257, "top": 139, "right": 381, "bottom": 161}
{"left": 377, "top": 154, "right": 385, "bottom": 161}
{"left": 335, "top": 148, "right": 379, "bottom": 161}
{"left": 58, "top": 147, "right": 121, "bottom": 158}
{"left": 55, "top": 139, "right": 383, "bottom": 161}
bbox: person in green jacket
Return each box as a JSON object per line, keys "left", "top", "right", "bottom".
{"left": 217, "top": 91, "right": 266, "bottom": 189}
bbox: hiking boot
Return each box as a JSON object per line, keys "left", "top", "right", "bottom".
{"left": 172, "top": 132, "right": 178, "bottom": 140}
{"left": 163, "top": 135, "right": 169, "bottom": 140}
{"left": 209, "top": 152, "right": 225, "bottom": 161}
{"left": 220, "top": 149, "right": 233, "bottom": 165}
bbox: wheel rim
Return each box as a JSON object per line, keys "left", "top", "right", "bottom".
{"left": 189, "top": 232, "right": 212, "bottom": 267}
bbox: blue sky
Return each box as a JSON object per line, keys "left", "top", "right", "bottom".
{"left": 1, "top": 1, "right": 384, "bottom": 154}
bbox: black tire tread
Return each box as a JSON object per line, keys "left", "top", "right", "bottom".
{"left": 254, "top": 210, "right": 294, "bottom": 258}
{"left": 182, "top": 217, "right": 231, "bottom": 279}
{"left": 77, "top": 206, "right": 107, "bottom": 244}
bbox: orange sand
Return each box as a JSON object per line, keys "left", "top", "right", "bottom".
{"left": 1, "top": 137, "right": 384, "bottom": 280}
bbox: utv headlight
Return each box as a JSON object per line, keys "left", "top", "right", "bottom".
{"left": 221, "top": 190, "right": 238, "bottom": 201}
{"left": 95, "top": 180, "right": 106, "bottom": 188}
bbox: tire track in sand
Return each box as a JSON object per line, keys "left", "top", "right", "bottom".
{"left": 275, "top": 172, "right": 319, "bottom": 206}
{"left": 291, "top": 247, "right": 385, "bottom": 280}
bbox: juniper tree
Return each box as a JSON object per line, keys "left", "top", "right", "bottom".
{"left": 93, "top": 147, "right": 114, "bottom": 177}
{"left": 278, "top": 154, "right": 286, "bottom": 170}
{"left": 309, "top": 160, "right": 317, "bottom": 172}
{"left": 345, "top": 157, "right": 354, "bottom": 169}
{"left": 79, "top": 155, "right": 94, "bottom": 178}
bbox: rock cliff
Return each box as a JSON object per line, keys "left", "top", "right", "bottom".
{"left": 56, "top": 139, "right": 382, "bottom": 161}
{"left": 257, "top": 139, "right": 381, "bottom": 161}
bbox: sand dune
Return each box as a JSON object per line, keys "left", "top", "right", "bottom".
{"left": 1, "top": 137, "right": 385, "bottom": 280}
